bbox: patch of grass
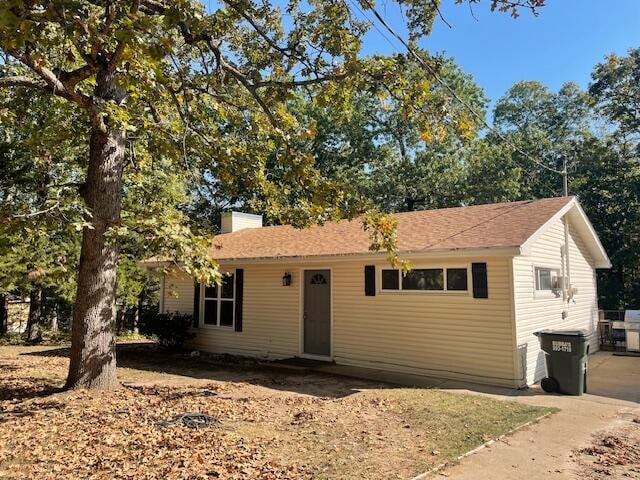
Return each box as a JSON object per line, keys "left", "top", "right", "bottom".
{"left": 0, "top": 330, "right": 71, "bottom": 346}
{"left": 382, "top": 388, "right": 553, "bottom": 456}
{"left": 232, "top": 388, "right": 553, "bottom": 479}
{"left": 116, "top": 330, "right": 151, "bottom": 342}
{"left": 0, "top": 330, "right": 153, "bottom": 347}
{"left": 0, "top": 333, "right": 26, "bottom": 346}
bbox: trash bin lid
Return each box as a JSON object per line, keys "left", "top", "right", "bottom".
{"left": 534, "top": 329, "right": 589, "bottom": 337}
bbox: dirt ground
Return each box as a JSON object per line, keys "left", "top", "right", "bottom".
{"left": 573, "top": 415, "right": 640, "bottom": 479}
{"left": 0, "top": 344, "right": 549, "bottom": 480}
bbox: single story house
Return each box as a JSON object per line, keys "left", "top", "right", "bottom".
{"left": 151, "top": 196, "right": 610, "bottom": 388}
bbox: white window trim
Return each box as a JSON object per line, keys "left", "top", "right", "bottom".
{"left": 378, "top": 265, "right": 471, "bottom": 295}
{"left": 200, "top": 271, "right": 236, "bottom": 329}
{"left": 533, "top": 266, "right": 562, "bottom": 298}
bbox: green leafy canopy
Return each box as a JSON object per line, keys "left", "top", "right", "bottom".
{"left": 0, "top": 0, "right": 545, "bottom": 281}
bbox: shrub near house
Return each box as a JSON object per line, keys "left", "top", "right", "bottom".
{"left": 139, "top": 309, "right": 194, "bottom": 350}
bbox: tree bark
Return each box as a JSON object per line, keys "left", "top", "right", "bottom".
{"left": 65, "top": 69, "right": 125, "bottom": 390}
{"left": 133, "top": 296, "right": 142, "bottom": 335}
{"left": 25, "top": 289, "right": 43, "bottom": 343}
{"left": 50, "top": 302, "right": 59, "bottom": 333}
{"left": 116, "top": 305, "right": 124, "bottom": 335}
{"left": 0, "top": 295, "right": 8, "bottom": 336}
{"left": 406, "top": 197, "right": 415, "bottom": 212}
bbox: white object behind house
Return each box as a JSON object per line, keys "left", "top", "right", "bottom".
{"left": 624, "top": 310, "right": 640, "bottom": 352}
{"left": 220, "top": 211, "right": 263, "bottom": 233}
{"left": 624, "top": 310, "right": 640, "bottom": 322}
{"left": 627, "top": 330, "right": 640, "bottom": 352}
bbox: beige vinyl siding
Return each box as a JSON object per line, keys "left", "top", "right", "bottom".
{"left": 162, "top": 271, "right": 195, "bottom": 314}
{"left": 513, "top": 216, "right": 600, "bottom": 386}
{"left": 331, "top": 257, "right": 517, "bottom": 387}
{"left": 163, "top": 265, "right": 300, "bottom": 358}
{"left": 161, "top": 256, "right": 518, "bottom": 387}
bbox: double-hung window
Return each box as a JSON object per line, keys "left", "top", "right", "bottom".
{"left": 381, "top": 267, "right": 469, "bottom": 292}
{"left": 202, "top": 273, "right": 235, "bottom": 327}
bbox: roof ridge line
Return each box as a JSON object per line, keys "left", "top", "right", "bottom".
{"left": 216, "top": 197, "right": 570, "bottom": 236}
{"left": 417, "top": 201, "right": 537, "bottom": 250}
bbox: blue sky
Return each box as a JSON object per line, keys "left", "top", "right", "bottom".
{"left": 359, "top": 0, "right": 640, "bottom": 112}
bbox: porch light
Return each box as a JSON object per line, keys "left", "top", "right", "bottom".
{"left": 282, "top": 272, "right": 292, "bottom": 286}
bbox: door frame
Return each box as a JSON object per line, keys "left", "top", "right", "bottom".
{"left": 299, "top": 267, "right": 333, "bottom": 361}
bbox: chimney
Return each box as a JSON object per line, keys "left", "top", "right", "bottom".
{"left": 220, "top": 211, "right": 263, "bottom": 233}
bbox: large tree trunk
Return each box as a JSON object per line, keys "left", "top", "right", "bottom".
{"left": 66, "top": 70, "right": 126, "bottom": 390}
{"left": 25, "top": 288, "right": 43, "bottom": 343}
{"left": 116, "top": 304, "right": 124, "bottom": 335}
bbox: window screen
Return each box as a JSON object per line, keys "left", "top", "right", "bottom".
{"left": 381, "top": 269, "right": 400, "bottom": 290}
{"left": 402, "top": 269, "right": 444, "bottom": 290}
{"left": 200, "top": 273, "right": 236, "bottom": 327}
{"left": 446, "top": 268, "right": 468, "bottom": 291}
{"left": 219, "top": 301, "right": 234, "bottom": 326}
{"left": 535, "top": 268, "right": 559, "bottom": 291}
{"left": 221, "top": 274, "right": 235, "bottom": 298}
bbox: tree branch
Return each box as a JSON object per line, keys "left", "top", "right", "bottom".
{"left": 139, "top": 0, "right": 167, "bottom": 15}
{"left": 221, "top": 0, "right": 312, "bottom": 68}
{"left": 254, "top": 73, "right": 347, "bottom": 89}
{"left": 59, "top": 64, "right": 98, "bottom": 87}
{"left": 216, "top": 54, "right": 279, "bottom": 128}
{"left": 0, "top": 75, "right": 47, "bottom": 89}
{"left": 8, "top": 49, "right": 104, "bottom": 129}
{"left": 421, "top": 1, "right": 451, "bottom": 29}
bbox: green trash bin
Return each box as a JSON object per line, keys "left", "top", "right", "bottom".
{"left": 534, "top": 329, "right": 590, "bottom": 395}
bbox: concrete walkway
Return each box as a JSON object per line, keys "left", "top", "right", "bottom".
{"left": 433, "top": 352, "right": 640, "bottom": 479}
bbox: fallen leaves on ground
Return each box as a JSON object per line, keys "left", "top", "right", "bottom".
{"left": 0, "top": 346, "right": 549, "bottom": 479}
{"left": 0, "top": 361, "right": 309, "bottom": 479}
{"left": 574, "top": 420, "right": 640, "bottom": 479}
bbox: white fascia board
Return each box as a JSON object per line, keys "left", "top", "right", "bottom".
{"left": 570, "top": 202, "right": 611, "bottom": 268}
{"left": 520, "top": 198, "right": 611, "bottom": 269}
{"left": 520, "top": 197, "right": 577, "bottom": 256}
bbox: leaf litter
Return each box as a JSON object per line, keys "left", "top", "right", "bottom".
{"left": 0, "top": 346, "right": 550, "bottom": 479}
{"left": 574, "top": 419, "right": 640, "bottom": 479}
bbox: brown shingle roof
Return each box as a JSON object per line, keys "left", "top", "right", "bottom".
{"left": 209, "top": 197, "right": 574, "bottom": 261}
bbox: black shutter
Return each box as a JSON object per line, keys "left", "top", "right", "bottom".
{"left": 472, "top": 263, "right": 488, "bottom": 299}
{"left": 193, "top": 281, "right": 200, "bottom": 327}
{"left": 234, "top": 269, "right": 244, "bottom": 332}
{"left": 364, "top": 265, "right": 376, "bottom": 296}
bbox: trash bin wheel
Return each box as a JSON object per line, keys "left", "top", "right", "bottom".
{"left": 541, "top": 377, "right": 559, "bottom": 393}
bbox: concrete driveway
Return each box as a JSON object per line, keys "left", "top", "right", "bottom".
{"left": 435, "top": 352, "right": 640, "bottom": 479}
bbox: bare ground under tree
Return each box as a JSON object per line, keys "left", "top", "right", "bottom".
{"left": 0, "top": 344, "right": 551, "bottom": 480}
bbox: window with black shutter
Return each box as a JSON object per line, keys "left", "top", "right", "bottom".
{"left": 380, "top": 267, "right": 469, "bottom": 292}
{"left": 198, "top": 272, "right": 238, "bottom": 328}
